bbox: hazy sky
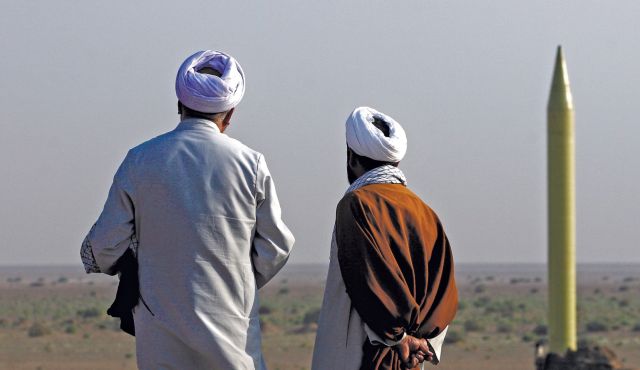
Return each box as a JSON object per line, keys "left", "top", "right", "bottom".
{"left": 1, "top": 1, "right": 638, "bottom": 265}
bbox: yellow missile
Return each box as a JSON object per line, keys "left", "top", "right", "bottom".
{"left": 547, "top": 45, "right": 577, "bottom": 353}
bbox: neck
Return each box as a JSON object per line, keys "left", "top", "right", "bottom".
{"left": 182, "top": 114, "right": 224, "bottom": 132}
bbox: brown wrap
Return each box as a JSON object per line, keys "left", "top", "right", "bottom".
{"left": 336, "top": 183, "right": 458, "bottom": 370}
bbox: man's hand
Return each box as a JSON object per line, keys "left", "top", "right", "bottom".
{"left": 394, "top": 335, "right": 433, "bottom": 369}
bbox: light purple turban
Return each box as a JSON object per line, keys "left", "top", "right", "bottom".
{"left": 346, "top": 106, "right": 407, "bottom": 162}
{"left": 175, "top": 50, "right": 245, "bottom": 114}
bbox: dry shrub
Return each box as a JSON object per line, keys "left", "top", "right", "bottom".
{"left": 303, "top": 307, "right": 321, "bottom": 326}
{"left": 258, "top": 305, "right": 273, "bottom": 315}
{"left": 445, "top": 330, "right": 463, "bottom": 344}
{"left": 533, "top": 324, "right": 548, "bottom": 336}
{"left": 464, "top": 320, "right": 484, "bottom": 332}
{"left": 496, "top": 323, "right": 512, "bottom": 333}
{"left": 77, "top": 307, "right": 101, "bottom": 319}
{"left": 585, "top": 321, "right": 608, "bottom": 333}
{"left": 28, "top": 322, "right": 51, "bottom": 338}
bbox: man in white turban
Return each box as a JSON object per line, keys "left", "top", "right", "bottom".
{"left": 312, "top": 107, "right": 458, "bottom": 370}
{"left": 175, "top": 50, "right": 245, "bottom": 116}
{"left": 80, "top": 50, "right": 295, "bottom": 370}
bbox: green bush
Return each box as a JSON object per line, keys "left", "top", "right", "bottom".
{"left": 473, "top": 296, "right": 490, "bottom": 308}
{"left": 484, "top": 300, "right": 516, "bottom": 317}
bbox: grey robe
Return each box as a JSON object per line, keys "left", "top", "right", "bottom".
{"left": 82, "top": 118, "right": 295, "bottom": 370}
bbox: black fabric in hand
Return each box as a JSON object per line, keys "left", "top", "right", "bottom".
{"left": 106, "top": 248, "right": 138, "bottom": 336}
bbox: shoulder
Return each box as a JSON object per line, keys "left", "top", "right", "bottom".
{"left": 127, "top": 130, "right": 176, "bottom": 156}
{"left": 338, "top": 185, "right": 394, "bottom": 214}
{"left": 352, "top": 184, "right": 441, "bottom": 222}
{"left": 336, "top": 189, "right": 375, "bottom": 223}
{"left": 400, "top": 186, "right": 442, "bottom": 223}
{"left": 223, "top": 135, "right": 263, "bottom": 163}
{"left": 337, "top": 190, "right": 362, "bottom": 212}
{"left": 114, "top": 132, "right": 172, "bottom": 173}
{"left": 129, "top": 130, "right": 263, "bottom": 163}
{"left": 400, "top": 187, "right": 447, "bottom": 232}
{"left": 401, "top": 186, "right": 438, "bottom": 213}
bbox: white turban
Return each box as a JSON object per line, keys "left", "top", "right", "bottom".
{"left": 345, "top": 106, "right": 407, "bottom": 162}
{"left": 175, "top": 50, "right": 245, "bottom": 114}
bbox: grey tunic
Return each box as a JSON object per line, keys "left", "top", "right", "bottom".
{"left": 81, "top": 118, "right": 295, "bottom": 370}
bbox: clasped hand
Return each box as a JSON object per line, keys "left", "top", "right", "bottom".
{"left": 394, "top": 335, "right": 433, "bottom": 369}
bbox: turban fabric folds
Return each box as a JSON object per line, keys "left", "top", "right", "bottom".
{"left": 346, "top": 106, "right": 408, "bottom": 162}
{"left": 175, "top": 50, "right": 245, "bottom": 114}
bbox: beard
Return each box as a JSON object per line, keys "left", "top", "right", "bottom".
{"left": 347, "top": 164, "right": 358, "bottom": 184}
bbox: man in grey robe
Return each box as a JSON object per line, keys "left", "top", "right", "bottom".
{"left": 80, "top": 50, "right": 295, "bottom": 370}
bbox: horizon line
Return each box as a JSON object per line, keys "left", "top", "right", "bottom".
{"left": 1, "top": 261, "right": 640, "bottom": 268}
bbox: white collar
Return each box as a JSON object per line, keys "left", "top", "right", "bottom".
{"left": 178, "top": 118, "right": 220, "bottom": 133}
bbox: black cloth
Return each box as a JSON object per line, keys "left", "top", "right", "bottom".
{"left": 106, "top": 248, "right": 138, "bottom": 336}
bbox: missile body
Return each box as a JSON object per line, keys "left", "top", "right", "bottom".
{"left": 547, "top": 46, "right": 577, "bottom": 354}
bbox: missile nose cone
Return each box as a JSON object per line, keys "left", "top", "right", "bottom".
{"left": 548, "top": 45, "right": 573, "bottom": 111}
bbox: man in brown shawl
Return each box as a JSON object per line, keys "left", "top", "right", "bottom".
{"left": 312, "top": 107, "right": 458, "bottom": 370}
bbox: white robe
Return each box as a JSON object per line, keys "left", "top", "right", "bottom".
{"left": 312, "top": 232, "right": 368, "bottom": 370}
{"left": 83, "top": 118, "right": 295, "bottom": 370}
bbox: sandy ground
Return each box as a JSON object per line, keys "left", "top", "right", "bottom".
{"left": 0, "top": 264, "right": 638, "bottom": 369}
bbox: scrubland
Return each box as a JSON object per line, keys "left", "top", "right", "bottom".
{"left": 0, "top": 264, "right": 638, "bottom": 370}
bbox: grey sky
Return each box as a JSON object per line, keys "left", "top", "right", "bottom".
{"left": 1, "top": 1, "right": 638, "bottom": 265}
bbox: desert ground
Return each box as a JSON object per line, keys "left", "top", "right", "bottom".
{"left": 0, "top": 264, "right": 638, "bottom": 370}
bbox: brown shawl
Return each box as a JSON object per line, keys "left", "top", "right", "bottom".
{"left": 336, "top": 183, "right": 458, "bottom": 370}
